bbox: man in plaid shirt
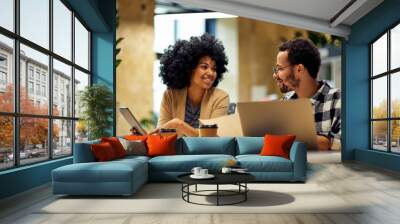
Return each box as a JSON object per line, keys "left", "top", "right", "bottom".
{"left": 272, "top": 39, "right": 341, "bottom": 150}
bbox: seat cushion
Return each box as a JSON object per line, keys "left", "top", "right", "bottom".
{"left": 149, "top": 154, "right": 235, "bottom": 172}
{"left": 177, "top": 137, "right": 236, "bottom": 155}
{"left": 236, "top": 155, "right": 293, "bottom": 172}
{"left": 236, "top": 137, "right": 263, "bottom": 155}
{"left": 52, "top": 159, "right": 147, "bottom": 183}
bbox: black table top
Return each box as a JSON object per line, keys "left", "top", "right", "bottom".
{"left": 177, "top": 172, "right": 255, "bottom": 185}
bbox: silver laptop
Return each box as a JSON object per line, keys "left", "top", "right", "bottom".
{"left": 236, "top": 99, "right": 317, "bottom": 150}
{"left": 119, "top": 107, "right": 147, "bottom": 135}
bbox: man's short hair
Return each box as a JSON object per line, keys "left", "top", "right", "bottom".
{"left": 278, "top": 39, "right": 321, "bottom": 79}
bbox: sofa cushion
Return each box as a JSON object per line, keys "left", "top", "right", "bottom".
{"left": 124, "top": 135, "right": 148, "bottom": 141}
{"left": 236, "top": 155, "right": 293, "bottom": 172}
{"left": 236, "top": 137, "right": 263, "bottom": 155}
{"left": 115, "top": 155, "right": 150, "bottom": 163}
{"left": 101, "top": 137, "right": 127, "bottom": 158}
{"left": 147, "top": 134, "right": 177, "bottom": 157}
{"left": 119, "top": 138, "right": 147, "bottom": 156}
{"left": 74, "top": 140, "right": 100, "bottom": 163}
{"left": 52, "top": 159, "right": 147, "bottom": 183}
{"left": 148, "top": 154, "right": 235, "bottom": 172}
{"left": 260, "top": 134, "right": 296, "bottom": 159}
{"left": 91, "top": 142, "right": 118, "bottom": 161}
{"left": 177, "top": 137, "right": 236, "bottom": 155}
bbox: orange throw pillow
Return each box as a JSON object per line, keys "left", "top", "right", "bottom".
{"left": 260, "top": 134, "right": 296, "bottom": 159}
{"left": 101, "top": 137, "right": 127, "bottom": 158}
{"left": 124, "top": 135, "right": 148, "bottom": 142}
{"left": 146, "top": 134, "right": 177, "bottom": 157}
{"left": 91, "top": 142, "right": 117, "bottom": 161}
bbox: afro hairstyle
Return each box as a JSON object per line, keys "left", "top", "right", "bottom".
{"left": 159, "top": 33, "right": 228, "bottom": 89}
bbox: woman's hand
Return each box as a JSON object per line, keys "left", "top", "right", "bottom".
{"left": 163, "top": 118, "right": 184, "bottom": 129}
{"left": 148, "top": 118, "right": 183, "bottom": 135}
{"left": 157, "top": 118, "right": 198, "bottom": 137}
{"left": 165, "top": 118, "right": 185, "bottom": 129}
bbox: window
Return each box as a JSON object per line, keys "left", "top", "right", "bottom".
{"left": 36, "top": 83, "right": 40, "bottom": 95}
{"left": 0, "top": 0, "right": 14, "bottom": 32}
{"left": 0, "top": 54, "right": 7, "bottom": 86}
{"left": 0, "top": 54, "right": 7, "bottom": 67}
{"left": 75, "top": 17, "right": 89, "bottom": 70}
{"left": 28, "top": 67, "right": 34, "bottom": 80}
{"left": 28, "top": 81, "right": 34, "bottom": 94}
{"left": 371, "top": 23, "right": 400, "bottom": 154}
{"left": 35, "top": 70, "right": 41, "bottom": 81}
{"left": 0, "top": 0, "right": 91, "bottom": 170}
{"left": 0, "top": 71, "right": 6, "bottom": 85}
{"left": 42, "top": 85, "right": 46, "bottom": 97}
{"left": 53, "top": 0, "right": 72, "bottom": 60}
{"left": 20, "top": 0, "right": 49, "bottom": 49}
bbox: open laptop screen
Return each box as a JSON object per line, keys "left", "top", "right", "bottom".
{"left": 119, "top": 107, "right": 147, "bottom": 135}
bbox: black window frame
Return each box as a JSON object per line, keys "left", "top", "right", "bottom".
{"left": 0, "top": 0, "right": 92, "bottom": 171}
{"left": 370, "top": 20, "right": 400, "bottom": 154}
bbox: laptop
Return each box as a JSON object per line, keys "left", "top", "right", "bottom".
{"left": 119, "top": 107, "right": 147, "bottom": 135}
{"left": 200, "top": 99, "right": 317, "bottom": 150}
{"left": 236, "top": 99, "right": 317, "bottom": 150}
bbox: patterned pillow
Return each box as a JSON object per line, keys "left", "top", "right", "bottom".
{"left": 119, "top": 138, "right": 147, "bottom": 156}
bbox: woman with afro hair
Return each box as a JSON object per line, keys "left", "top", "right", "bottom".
{"left": 156, "top": 33, "right": 229, "bottom": 137}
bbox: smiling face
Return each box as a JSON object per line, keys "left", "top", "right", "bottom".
{"left": 190, "top": 56, "right": 217, "bottom": 90}
{"left": 276, "top": 51, "right": 300, "bottom": 90}
{"left": 273, "top": 72, "right": 290, "bottom": 93}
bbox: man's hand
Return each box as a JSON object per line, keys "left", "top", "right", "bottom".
{"left": 317, "top": 135, "right": 331, "bottom": 151}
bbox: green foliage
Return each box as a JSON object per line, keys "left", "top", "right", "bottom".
{"left": 79, "top": 84, "right": 113, "bottom": 140}
{"left": 140, "top": 111, "right": 159, "bottom": 132}
{"left": 279, "top": 30, "right": 342, "bottom": 48}
{"left": 307, "top": 31, "right": 342, "bottom": 47}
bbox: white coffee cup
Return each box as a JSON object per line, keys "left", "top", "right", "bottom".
{"left": 191, "top": 167, "right": 202, "bottom": 176}
{"left": 200, "top": 169, "right": 208, "bottom": 176}
{"left": 221, "top": 167, "right": 232, "bottom": 174}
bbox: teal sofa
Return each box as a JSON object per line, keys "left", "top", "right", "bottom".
{"left": 52, "top": 137, "right": 307, "bottom": 196}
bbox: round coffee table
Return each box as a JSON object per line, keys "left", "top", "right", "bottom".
{"left": 177, "top": 173, "right": 255, "bottom": 206}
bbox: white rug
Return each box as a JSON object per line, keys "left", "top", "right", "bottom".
{"left": 38, "top": 183, "right": 361, "bottom": 214}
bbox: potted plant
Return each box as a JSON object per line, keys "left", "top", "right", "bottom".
{"left": 79, "top": 84, "right": 113, "bottom": 140}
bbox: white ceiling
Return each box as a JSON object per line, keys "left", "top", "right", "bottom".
{"left": 171, "top": 0, "right": 384, "bottom": 38}
{"left": 225, "top": 0, "right": 352, "bottom": 22}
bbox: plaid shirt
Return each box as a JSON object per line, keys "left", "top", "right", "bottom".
{"left": 283, "top": 81, "right": 341, "bottom": 143}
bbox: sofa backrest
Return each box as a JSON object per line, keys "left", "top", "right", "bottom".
{"left": 73, "top": 139, "right": 100, "bottom": 163}
{"left": 74, "top": 137, "right": 266, "bottom": 162}
{"left": 177, "top": 137, "right": 236, "bottom": 155}
{"left": 235, "top": 137, "right": 263, "bottom": 155}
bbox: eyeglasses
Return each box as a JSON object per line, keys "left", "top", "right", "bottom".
{"left": 272, "top": 65, "right": 291, "bottom": 74}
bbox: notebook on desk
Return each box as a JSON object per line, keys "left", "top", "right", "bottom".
{"left": 119, "top": 107, "right": 147, "bottom": 135}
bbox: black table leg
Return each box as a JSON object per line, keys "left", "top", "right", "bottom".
{"left": 187, "top": 184, "right": 190, "bottom": 202}
{"left": 245, "top": 183, "right": 247, "bottom": 201}
{"left": 217, "top": 184, "right": 219, "bottom": 206}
